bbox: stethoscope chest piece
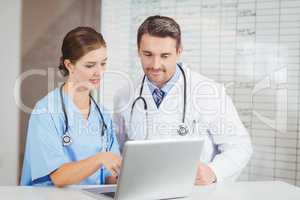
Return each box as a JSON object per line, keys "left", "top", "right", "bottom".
{"left": 177, "top": 123, "right": 189, "bottom": 136}
{"left": 62, "top": 132, "right": 72, "bottom": 146}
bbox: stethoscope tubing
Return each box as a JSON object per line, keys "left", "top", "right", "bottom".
{"left": 59, "top": 83, "right": 109, "bottom": 148}
{"left": 130, "top": 64, "right": 188, "bottom": 138}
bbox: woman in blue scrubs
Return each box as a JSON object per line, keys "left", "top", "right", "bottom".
{"left": 21, "top": 27, "right": 122, "bottom": 187}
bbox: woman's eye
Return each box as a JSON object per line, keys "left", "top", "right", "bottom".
{"left": 101, "top": 62, "right": 107, "bottom": 66}
{"left": 85, "top": 64, "right": 95, "bottom": 68}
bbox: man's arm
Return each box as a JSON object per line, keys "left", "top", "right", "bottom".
{"left": 195, "top": 85, "right": 253, "bottom": 184}
{"left": 208, "top": 87, "right": 253, "bottom": 182}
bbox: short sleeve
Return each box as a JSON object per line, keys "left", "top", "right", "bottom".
{"left": 23, "top": 107, "right": 70, "bottom": 184}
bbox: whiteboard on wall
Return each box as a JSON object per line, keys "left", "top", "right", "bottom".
{"left": 100, "top": 0, "right": 300, "bottom": 186}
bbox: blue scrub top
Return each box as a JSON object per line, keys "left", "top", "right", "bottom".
{"left": 20, "top": 88, "right": 120, "bottom": 186}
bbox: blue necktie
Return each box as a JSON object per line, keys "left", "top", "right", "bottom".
{"left": 152, "top": 88, "right": 165, "bottom": 108}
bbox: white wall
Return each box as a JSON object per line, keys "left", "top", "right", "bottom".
{"left": 0, "top": 0, "right": 21, "bottom": 185}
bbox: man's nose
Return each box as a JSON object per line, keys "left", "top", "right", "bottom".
{"left": 152, "top": 57, "right": 161, "bottom": 69}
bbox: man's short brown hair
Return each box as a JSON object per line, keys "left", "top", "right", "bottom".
{"left": 137, "top": 15, "right": 182, "bottom": 50}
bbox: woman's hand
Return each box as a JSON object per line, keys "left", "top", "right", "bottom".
{"left": 98, "top": 152, "right": 122, "bottom": 177}
{"left": 50, "top": 152, "right": 122, "bottom": 187}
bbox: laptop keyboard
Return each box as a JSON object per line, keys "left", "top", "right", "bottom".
{"left": 83, "top": 187, "right": 116, "bottom": 198}
{"left": 102, "top": 192, "right": 115, "bottom": 198}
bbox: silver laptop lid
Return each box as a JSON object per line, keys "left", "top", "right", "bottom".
{"left": 115, "top": 138, "right": 203, "bottom": 200}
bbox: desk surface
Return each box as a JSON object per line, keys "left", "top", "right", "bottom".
{"left": 187, "top": 181, "right": 300, "bottom": 200}
{"left": 1, "top": 181, "right": 300, "bottom": 200}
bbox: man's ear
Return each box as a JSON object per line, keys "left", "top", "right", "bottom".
{"left": 177, "top": 46, "right": 183, "bottom": 55}
{"left": 137, "top": 48, "right": 142, "bottom": 58}
{"left": 64, "top": 59, "right": 75, "bottom": 74}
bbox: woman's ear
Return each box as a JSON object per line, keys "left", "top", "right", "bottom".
{"left": 64, "top": 59, "right": 75, "bottom": 74}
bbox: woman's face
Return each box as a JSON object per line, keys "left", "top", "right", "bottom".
{"left": 66, "top": 47, "right": 107, "bottom": 91}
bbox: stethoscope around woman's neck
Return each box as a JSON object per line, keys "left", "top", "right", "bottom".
{"left": 59, "top": 83, "right": 107, "bottom": 147}
{"left": 129, "top": 63, "right": 189, "bottom": 140}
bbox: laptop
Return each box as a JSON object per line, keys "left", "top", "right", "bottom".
{"left": 83, "top": 138, "right": 203, "bottom": 200}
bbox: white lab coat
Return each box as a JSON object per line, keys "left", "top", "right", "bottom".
{"left": 113, "top": 63, "right": 253, "bottom": 182}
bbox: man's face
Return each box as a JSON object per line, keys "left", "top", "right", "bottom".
{"left": 138, "top": 33, "right": 182, "bottom": 88}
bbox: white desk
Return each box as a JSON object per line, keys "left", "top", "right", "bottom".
{"left": 187, "top": 181, "right": 300, "bottom": 200}
{"left": 1, "top": 181, "right": 300, "bottom": 200}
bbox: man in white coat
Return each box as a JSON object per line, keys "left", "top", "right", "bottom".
{"left": 113, "top": 15, "right": 253, "bottom": 185}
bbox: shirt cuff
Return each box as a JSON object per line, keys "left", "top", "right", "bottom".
{"left": 207, "top": 162, "right": 223, "bottom": 183}
{"left": 207, "top": 161, "right": 240, "bottom": 183}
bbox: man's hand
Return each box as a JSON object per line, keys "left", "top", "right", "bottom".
{"left": 194, "top": 162, "right": 216, "bottom": 185}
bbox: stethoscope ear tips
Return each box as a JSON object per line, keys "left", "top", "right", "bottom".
{"left": 177, "top": 123, "right": 189, "bottom": 136}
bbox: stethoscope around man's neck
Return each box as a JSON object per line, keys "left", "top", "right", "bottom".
{"left": 130, "top": 63, "right": 189, "bottom": 140}
{"left": 59, "top": 83, "right": 108, "bottom": 148}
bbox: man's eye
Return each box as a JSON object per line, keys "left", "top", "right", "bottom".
{"left": 144, "top": 53, "right": 151, "bottom": 57}
{"left": 162, "top": 55, "right": 169, "bottom": 59}
{"left": 101, "top": 62, "right": 107, "bottom": 66}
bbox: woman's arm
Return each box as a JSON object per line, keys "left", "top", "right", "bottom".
{"left": 50, "top": 152, "right": 121, "bottom": 187}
